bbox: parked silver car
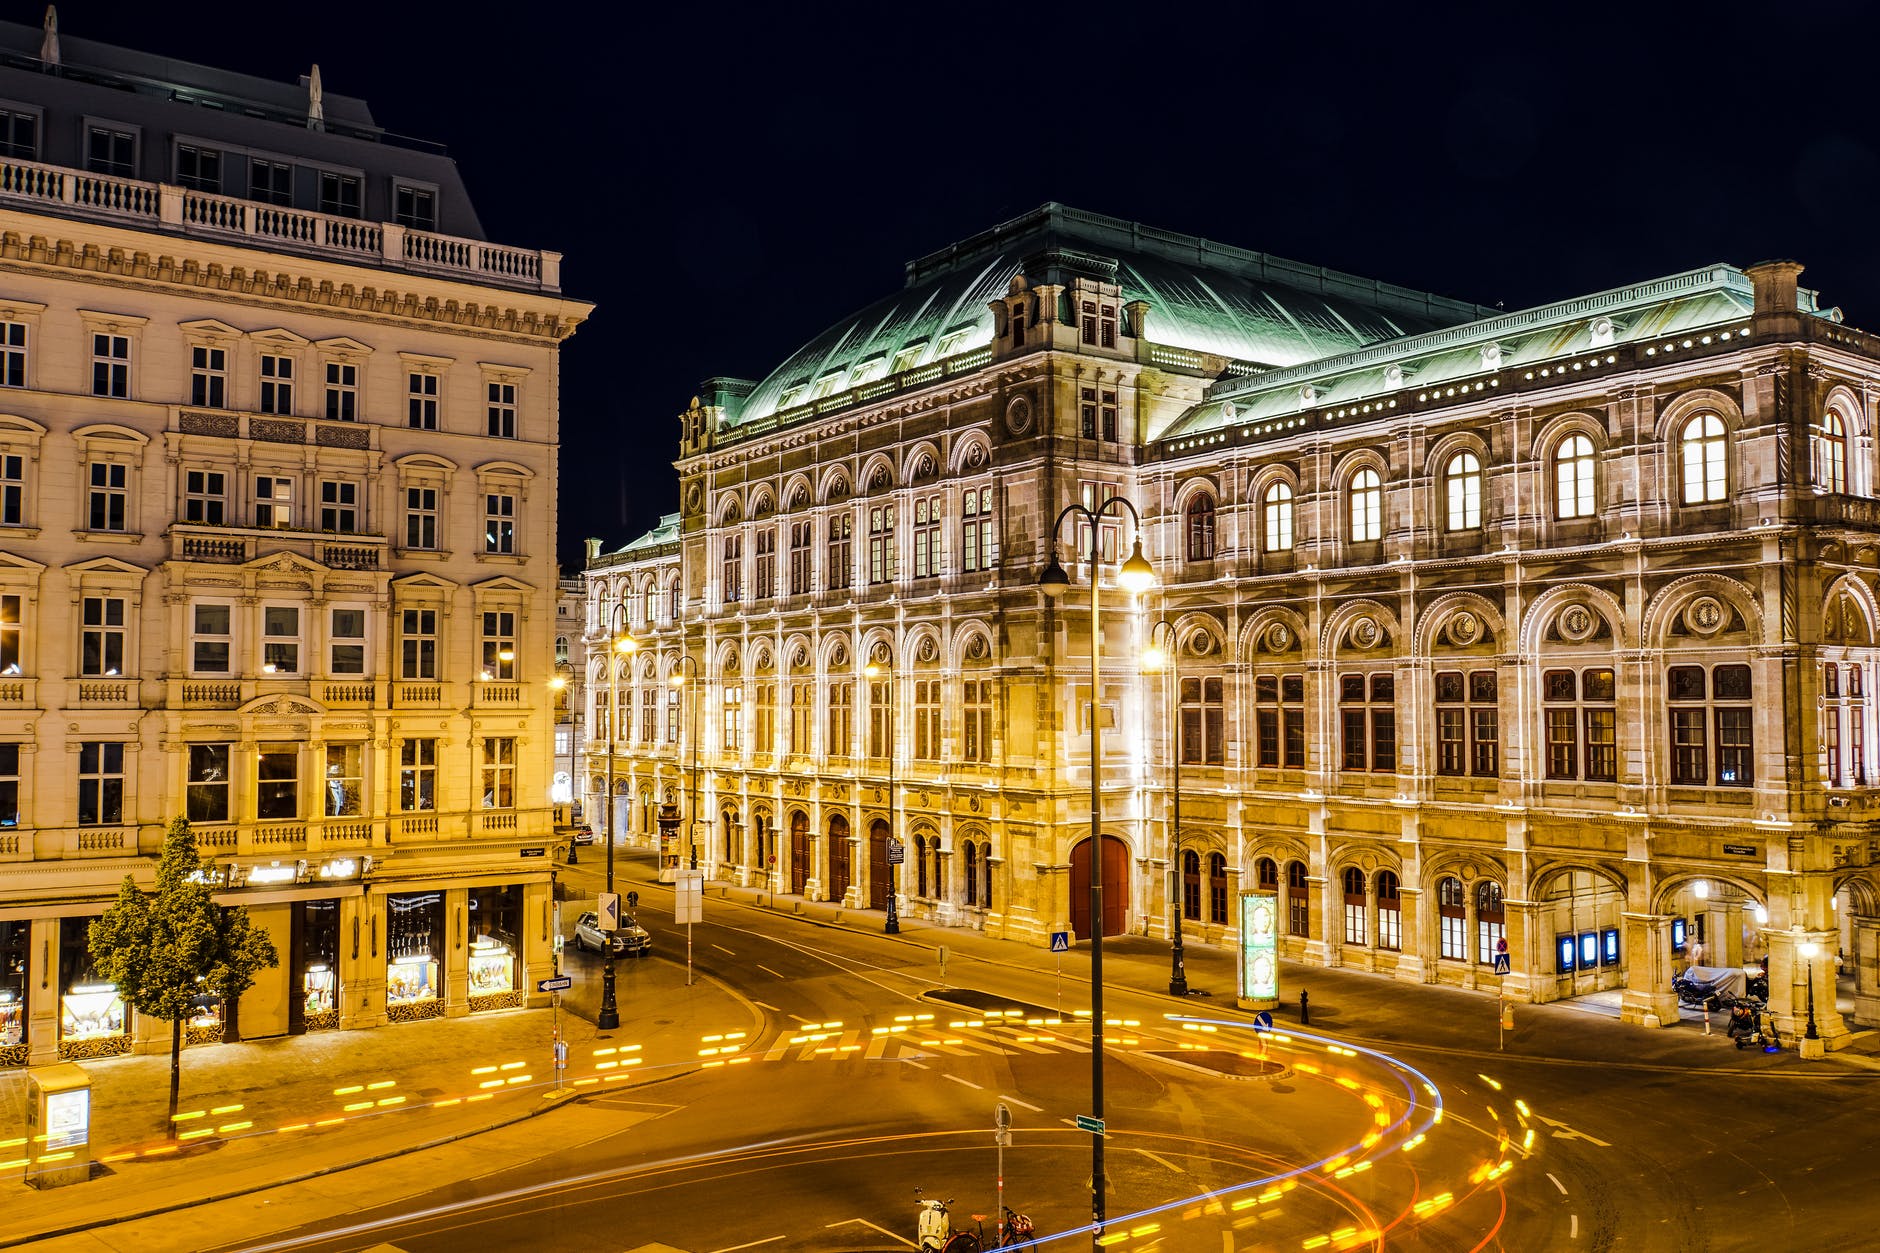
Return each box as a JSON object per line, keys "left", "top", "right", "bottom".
{"left": 573, "top": 909, "right": 651, "bottom": 957}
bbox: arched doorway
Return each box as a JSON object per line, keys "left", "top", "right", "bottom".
{"left": 868, "top": 819, "right": 891, "bottom": 911}
{"left": 789, "top": 811, "right": 809, "bottom": 895}
{"left": 829, "top": 813, "right": 852, "bottom": 902}
{"left": 1069, "top": 834, "right": 1130, "bottom": 940}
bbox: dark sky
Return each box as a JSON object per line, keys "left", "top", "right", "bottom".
{"left": 22, "top": 1, "right": 1880, "bottom": 568}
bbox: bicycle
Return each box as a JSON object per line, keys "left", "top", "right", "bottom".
{"left": 916, "top": 1190, "right": 1036, "bottom": 1252}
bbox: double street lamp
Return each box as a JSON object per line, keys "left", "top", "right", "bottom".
{"left": 1799, "top": 937, "right": 1821, "bottom": 1042}
{"left": 668, "top": 652, "right": 701, "bottom": 871}
{"left": 1142, "top": 619, "right": 1188, "bottom": 998}
{"left": 865, "top": 653, "right": 898, "bottom": 934}
{"left": 1039, "top": 497, "right": 1156, "bottom": 1245}
{"left": 599, "top": 607, "right": 634, "bottom": 1031}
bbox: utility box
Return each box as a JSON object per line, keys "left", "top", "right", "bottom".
{"left": 26, "top": 1063, "right": 92, "bottom": 1188}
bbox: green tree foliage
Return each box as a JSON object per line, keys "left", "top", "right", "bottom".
{"left": 88, "top": 817, "right": 279, "bottom": 1129}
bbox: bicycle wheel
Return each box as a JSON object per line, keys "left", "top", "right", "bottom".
{"left": 942, "top": 1235, "right": 982, "bottom": 1253}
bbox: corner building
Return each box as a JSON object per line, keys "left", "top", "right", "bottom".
{"left": 590, "top": 203, "right": 1872, "bottom": 1047}
{"left": 0, "top": 24, "right": 590, "bottom": 1062}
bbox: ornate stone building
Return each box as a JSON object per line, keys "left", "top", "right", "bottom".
{"left": 589, "top": 202, "right": 1874, "bottom": 1047}
{"left": 0, "top": 22, "right": 589, "bottom": 1062}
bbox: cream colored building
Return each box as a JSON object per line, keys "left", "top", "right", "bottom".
{"left": 592, "top": 203, "right": 1880, "bottom": 1049}
{"left": 0, "top": 24, "right": 589, "bottom": 1063}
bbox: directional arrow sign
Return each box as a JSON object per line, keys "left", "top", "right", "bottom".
{"left": 537, "top": 975, "right": 573, "bottom": 993}
{"left": 1074, "top": 1114, "right": 1106, "bottom": 1135}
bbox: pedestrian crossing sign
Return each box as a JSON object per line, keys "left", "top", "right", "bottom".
{"left": 1050, "top": 931, "right": 1070, "bottom": 953}
{"left": 1493, "top": 952, "right": 1511, "bottom": 975}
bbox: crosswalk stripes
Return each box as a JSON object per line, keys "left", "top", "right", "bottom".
{"left": 757, "top": 1022, "right": 1097, "bottom": 1064}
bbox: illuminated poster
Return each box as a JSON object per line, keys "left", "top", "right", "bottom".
{"left": 44, "top": 1088, "right": 88, "bottom": 1151}
{"left": 1238, "top": 889, "right": 1279, "bottom": 1003}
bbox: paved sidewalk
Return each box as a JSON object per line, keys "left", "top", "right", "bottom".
{"left": 0, "top": 897, "right": 761, "bottom": 1248}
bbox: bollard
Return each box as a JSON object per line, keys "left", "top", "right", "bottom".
{"left": 1300, "top": 989, "right": 1310, "bottom": 1025}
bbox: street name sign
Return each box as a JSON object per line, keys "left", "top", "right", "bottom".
{"left": 1074, "top": 1114, "right": 1105, "bottom": 1135}
{"left": 537, "top": 975, "right": 573, "bottom": 993}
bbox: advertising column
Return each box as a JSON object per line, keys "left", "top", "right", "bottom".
{"left": 1237, "top": 889, "right": 1280, "bottom": 1012}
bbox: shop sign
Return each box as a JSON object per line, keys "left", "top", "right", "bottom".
{"left": 1238, "top": 889, "right": 1279, "bottom": 1002}
{"left": 1721, "top": 843, "right": 1760, "bottom": 858}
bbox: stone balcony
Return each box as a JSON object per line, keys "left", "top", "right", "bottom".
{"left": 167, "top": 521, "right": 390, "bottom": 572}
{"left": 0, "top": 156, "right": 560, "bottom": 292}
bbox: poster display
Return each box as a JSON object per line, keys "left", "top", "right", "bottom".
{"left": 1238, "top": 889, "right": 1279, "bottom": 1006}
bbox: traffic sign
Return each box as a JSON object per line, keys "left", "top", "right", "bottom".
{"left": 887, "top": 839, "right": 904, "bottom": 865}
{"left": 1253, "top": 1010, "right": 1273, "bottom": 1031}
{"left": 1050, "top": 931, "right": 1071, "bottom": 953}
{"left": 598, "top": 892, "right": 620, "bottom": 931}
{"left": 1493, "top": 952, "right": 1512, "bottom": 975}
{"left": 1074, "top": 1114, "right": 1106, "bottom": 1135}
{"left": 537, "top": 975, "right": 573, "bottom": 993}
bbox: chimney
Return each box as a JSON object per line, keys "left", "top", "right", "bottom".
{"left": 1744, "top": 260, "right": 1805, "bottom": 335}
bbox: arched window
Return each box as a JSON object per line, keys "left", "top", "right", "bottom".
{"left": 1444, "top": 452, "right": 1482, "bottom": 531}
{"left": 1208, "top": 852, "right": 1229, "bottom": 924}
{"left": 1256, "top": 857, "right": 1278, "bottom": 891}
{"left": 1680, "top": 413, "right": 1728, "bottom": 504}
{"left": 914, "top": 833, "right": 929, "bottom": 897}
{"left": 1341, "top": 866, "right": 1367, "bottom": 944}
{"left": 1438, "top": 876, "right": 1466, "bottom": 960}
{"left": 1181, "top": 848, "right": 1202, "bottom": 921}
{"left": 1376, "top": 870, "right": 1401, "bottom": 951}
{"left": 1818, "top": 411, "right": 1849, "bottom": 495}
{"left": 1555, "top": 433, "right": 1596, "bottom": 519}
{"left": 1186, "top": 494, "right": 1217, "bottom": 562}
{"left": 1349, "top": 469, "right": 1382, "bottom": 542}
{"left": 1263, "top": 482, "right": 1294, "bottom": 552}
{"left": 1286, "top": 860, "right": 1309, "bottom": 937}
{"left": 964, "top": 840, "right": 978, "bottom": 906}
{"left": 1476, "top": 881, "right": 1506, "bottom": 964}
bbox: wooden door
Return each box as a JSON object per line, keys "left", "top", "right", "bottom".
{"left": 868, "top": 820, "right": 890, "bottom": 911}
{"left": 829, "top": 814, "right": 851, "bottom": 901}
{"left": 1069, "top": 835, "right": 1131, "bottom": 940}
{"left": 790, "top": 812, "right": 809, "bottom": 895}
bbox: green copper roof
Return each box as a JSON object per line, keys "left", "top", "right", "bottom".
{"left": 730, "top": 203, "right": 1494, "bottom": 429}
{"left": 613, "top": 512, "right": 680, "bottom": 557}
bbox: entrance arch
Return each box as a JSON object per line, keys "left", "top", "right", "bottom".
{"left": 1069, "top": 834, "right": 1131, "bottom": 940}
{"left": 868, "top": 819, "right": 891, "bottom": 911}
{"left": 828, "top": 813, "right": 852, "bottom": 902}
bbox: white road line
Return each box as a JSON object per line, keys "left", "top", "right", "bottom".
{"left": 901, "top": 1058, "right": 929, "bottom": 1070}
{"left": 825, "top": 1217, "right": 916, "bottom": 1248}
{"left": 752, "top": 1000, "right": 780, "bottom": 1012}
{"left": 710, "top": 1237, "right": 787, "bottom": 1253}
{"left": 757, "top": 965, "right": 784, "bottom": 980}
{"left": 1135, "top": 1148, "right": 1184, "bottom": 1173}
{"left": 944, "top": 1073, "right": 984, "bottom": 1091}
{"left": 999, "top": 1093, "right": 1043, "bottom": 1112}
{"left": 1570, "top": 1213, "right": 1579, "bottom": 1239}
{"left": 1546, "top": 1172, "right": 1568, "bottom": 1195}
{"left": 713, "top": 944, "right": 737, "bottom": 955}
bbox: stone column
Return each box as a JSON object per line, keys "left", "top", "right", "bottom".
{"left": 1620, "top": 912, "right": 1680, "bottom": 1027}
{"left": 1306, "top": 872, "right": 1333, "bottom": 965}
{"left": 1767, "top": 926, "right": 1849, "bottom": 1053}
{"left": 1853, "top": 916, "right": 1880, "bottom": 1028}
{"left": 444, "top": 887, "right": 470, "bottom": 1019}
{"left": 27, "top": 917, "right": 59, "bottom": 1066}
{"left": 1397, "top": 885, "right": 1431, "bottom": 984}
{"left": 339, "top": 892, "right": 386, "bottom": 1030}
{"left": 523, "top": 879, "right": 556, "bottom": 1008}
{"left": 1501, "top": 899, "right": 1536, "bottom": 1004}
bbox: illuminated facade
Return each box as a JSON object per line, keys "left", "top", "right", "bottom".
{"left": 592, "top": 202, "right": 1878, "bottom": 1045}
{"left": 0, "top": 23, "right": 589, "bottom": 1062}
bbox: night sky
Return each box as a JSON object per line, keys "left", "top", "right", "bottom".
{"left": 20, "top": 1, "right": 1880, "bottom": 567}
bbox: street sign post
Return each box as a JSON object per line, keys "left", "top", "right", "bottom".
{"left": 995, "top": 1102, "right": 1012, "bottom": 1221}
{"left": 1051, "top": 931, "right": 1069, "bottom": 1013}
{"left": 537, "top": 975, "right": 573, "bottom": 993}
{"left": 675, "top": 870, "right": 704, "bottom": 987}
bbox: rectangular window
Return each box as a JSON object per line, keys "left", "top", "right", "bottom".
{"left": 914, "top": 679, "right": 941, "bottom": 760}
{"left": 722, "top": 685, "right": 743, "bottom": 752}
{"left": 190, "top": 345, "right": 227, "bottom": 408}
{"left": 183, "top": 470, "right": 225, "bottom": 525}
{"left": 484, "top": 494, "right": 515, "bottom": 554}
{"left": 77, "top": 742, "right": 124, "bottom": 826}
{"left": 1434, "top": 670, "right": 1499, "bottom": 777}
{"left": 91, "top": 333, "right": 129, "bottom": 398}
{"left": 961, "top": 485, "right": 996, "bottom": 573}
{"left": 0, "top": 320, "right": 23, "bottom": 388}
{"left": 754, "top": 528, "right": 776, "bottom": 599}
{"left": 408, "top": 372, "right": 439, "bottom": 429}
{"left": 0, "top": 594, "right": 18, "bottom": 675}
{"left": 480, "top": 738, "right": 515, "bottom": 808}
{"left": 481, "top": 610, "right": 516, "bottom": 680}
{"left": 87, "top": 462, "right": 127, "bottom": 531}
{"left": 404, "top": 486, "right": 438, "bottom": 550}
{"left": 962, "top": 678, "right": 992, "bottom": 763}
{"left": 1339, "top": 672, "right": 1395, "bottom": 771}
{"left": 249, "top": 159, "right": 293, "bottom": 205}
{"left": 827, "top": 681, "right": 852, "bottom": 758}
{"left": 787, "top": 681, "right": 811, "bottom": 753}
{"left": 1080, "top": 385, "right": 1097, "bottom": 439}
{"left": 399, "top": 738, "right": 436, "bottom": 810}
{"left": 641, "top": 683, "right": 657, "bottom": 742}
{"left": 317, "top": 171, "right": 361, "bottom": 218}
{"left": 826, "top": 513, "right": 852, "bottom": 591}
{"left": 324, "top": 743, "right": 363, "bottom": 816}
{"left": 754, "top": 681, "right": 776, "bottom": 754}
{"left": 176, "top": 143, "right": 220, "bottom": 193}
{"left": 486, "top": 381, "right": 517, "bottom": 439}
{"left": 191, "top": 602, "right": 231, "bottom": 673}
{"left": 394, "top": 185, "right": 436, "bottom": 232}
{"left": 1101, "top": 389, "right": 1118, "bottom": 441}
{"left": 722, "top": 534, "right": 743, "bottom": 602}
{"left": 329, "top": 607, "right": 366, "bottom": 675}
{"left": 324, "top": 361, "right": 357, "bottom": 422}
{"left": 86, "top": 125, "right": 135, "bottom": 177}
{"left": 0, "top": 109, "right": 37, "bottom": 160}
{"left": 259, "top": 353, "right": 294, "bottom": 414}
{"left": 868, "top": 680, "right": 890, "bottom": 759}
{"left": 1179, "top": 676, "right": 1226, "bottom": 766}
{"left": 263, "top": 605, "right": 300, "bottom": 674}
{"left": 1255, "top": 674, "right": 1306, "bottom": 769}
{"left": 319, "top": 480, "right": 358, "bottom": 533}
{"left": 789, "top": 521, "right": 813, "bottom": 595}
{"left": 0, "top": 744, "right": 25, "bottom": 824}
{"left": 80, "top": 596, "right": 125, "bottom": 676}
{"left": 666, "top": 686, "right": 680, "bottom": 744}
{"left": 1544, "top": 667, "right": 1616, "bottom": 782}
{"left": 912, "top": 494, "right": 942, "bottom": 578}
{"left": 400, "top": 608, "right": 437, "bottom": 679}
{"left": 255, "top": 745, "right": 299, "bottom": 819}
{"left": 186, "top": 743, "right": 230, "bottom": 823}
{"left": 254, "top": 474, "right": 292, "bottom": 528}
{"left": 0, "top": 454, "right": 20, "bottom": 526}
{"left": 868, "top": 504, "right": 895, "bottom": 585}
{"left": 1344, "top": 896, "right": 1367, "bottom": 946}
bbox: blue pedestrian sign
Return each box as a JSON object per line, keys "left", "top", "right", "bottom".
{"left": 1050, "top": 931, "right": 1071, "bottom": 953}
{"left": 537, "top": 975, "right": 573, "bottom": 993}
{"left": 1493, "top": 952, "right": 1512, "bottom": 975}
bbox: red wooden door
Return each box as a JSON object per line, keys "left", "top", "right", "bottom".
{"left": 1069, "top": 835, "right": 1130, "bottom": 940}
{"left": 790, "top": 812, "right": 809, "bottom": 895}
{"left": 829, "top": 814, "right": 851, "bottom": 901}
{"left": 868, "top": 820, "right": 891, "bottom": 911}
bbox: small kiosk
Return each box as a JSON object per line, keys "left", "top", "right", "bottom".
{"left": 1237, "top": 889, "right": 1281, "bottom": 1012}
{"left": 26, "top": 1063, "right": 92, "bottom": 1188}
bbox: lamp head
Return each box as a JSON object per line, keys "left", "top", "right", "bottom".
{"left": 1693, "top": 879, "right": 1709, "bottom": 900}
{"left": 1038, "top": 545, "right": 1070, "bottom": 598}
{"left": 668, "top": 672, "right": 686, "bottom": 689}
{"left": 549, "top": 675, "right": 567, "bottom": 691}
{"left": 864, "top": 662, "right": 882, "bottom": 679}
{"left": 498, "top": 647, "right": 516, "bottom": 663}
{"left": 614, "top": 633, "right": 637, "bottom": 655}
{"left": 1800, "top": 940, "right": 1820, "bottom": 960}
{"left": 1119, "top": 539, "right": 1156, "bottom": 595}
{"left": 1142, "top": 642, "right": 1169, "bottom": 672}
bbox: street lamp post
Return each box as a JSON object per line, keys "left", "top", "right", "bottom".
{"left": 1039, "top": 497, "right": 1156, "bottom": 1245}
{"left": 551, "top": 659, "right": 574, "bottom": 864}
{"left": 1800, "top": 937, "right": 1821, "bottom": 1041}
{"left": 1143, "top": 619, "right": 1188, "bottom": 997}
{"left": 599, "top": 607, "right": 635, "bottom": 1032}
{"left": 668, "top": 653, "right": 701, "bottom": 872}
{"left": 866, "top": 654, "right": 898, "bottom": 934}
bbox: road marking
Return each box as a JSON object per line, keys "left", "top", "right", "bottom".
{"left": 999, "top": 1093, "right": 1043, "bottom": 1112}
{"left": 1135, "top": 1148, "right": 1183, "bottom": 1173}
{"left": 713, "top": 944, "right": 737, "bottom": 955}
{"left": 901, "top": 1058, "right": 929, "bottom": 1070}
{"left": 1534, "top": 1115, "right": 1612, "bottom": 1148}
{"left": 710, "top": 1238, "right": 787, "bottom": 1252}
{"left": 944, "top": 1073, "right": 984, "bottom": 1091}
{"left": 752, "top": 1000, "right": 780, "bottom": 1012}
{"left": 757, "top": 965, "right": 784, "bottom": 980}
{"left": 826, "top": 1217, "right": 915, "bottom": 1248}
{"left": 1547, "top": 1172, "right": 1568, "bottom": 1195}
{"left": 1571, "top": 1213, "right": 1579, "bottom": 1239}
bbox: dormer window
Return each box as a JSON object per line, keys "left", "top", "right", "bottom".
{"left": 1081, "top": 300, "right": 1117, "bottom": 348}
{"left": 777, "top": 384, "right": 806, "bottom": 410}
{"left": 935, "top": 330, "right": 970, "bottom": 357}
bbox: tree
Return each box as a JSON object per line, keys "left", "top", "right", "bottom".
{"left": 88, "top": 817, "right": 279, "bottom": 1130}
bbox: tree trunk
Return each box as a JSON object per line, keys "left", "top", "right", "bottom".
{"left": 168, "top": 1016, "right": 182, "bottom": 1132}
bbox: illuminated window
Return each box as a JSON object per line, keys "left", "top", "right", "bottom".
{"left": 1186, "top": 494, "right": 1216, "bottom": 562}
{"left": 1555, "top": 434, "right": 1595, "bottom": 518}
{"left": 1348, "top": 468, "right": 1382, "bottom": 542}
{"left": 1818, "top": 411, "right": 1849, "bottom": 494}
{"left": 1263, "top": 483, "right": 1294, "bottom": 552}
{"left": 1444, "top": 452, "right": 1482, "bottom": 530}
{"left": 1679, "top": 413, "right": 1728, "bottom": 504}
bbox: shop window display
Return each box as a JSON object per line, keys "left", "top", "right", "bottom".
{"left": 467, "top": 884, "right": 524, "bottom": 1012}
{"left": 59, "top": 917, "right": 128, "bottom": 1059}
{"left": 0, "top": 920, "right": 26, "bottom": 1064}
{"left": 386, "top": 891, "right": 444, "bottom": 1022}
{"left": 303, "top": 963, "right": 339, "bottom": 1027}
{"left": 185, "top": 988, "right": 225, "bottom": 1046}
{"left": 295, "top": 899, "right": 341, "bottom": 1032}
